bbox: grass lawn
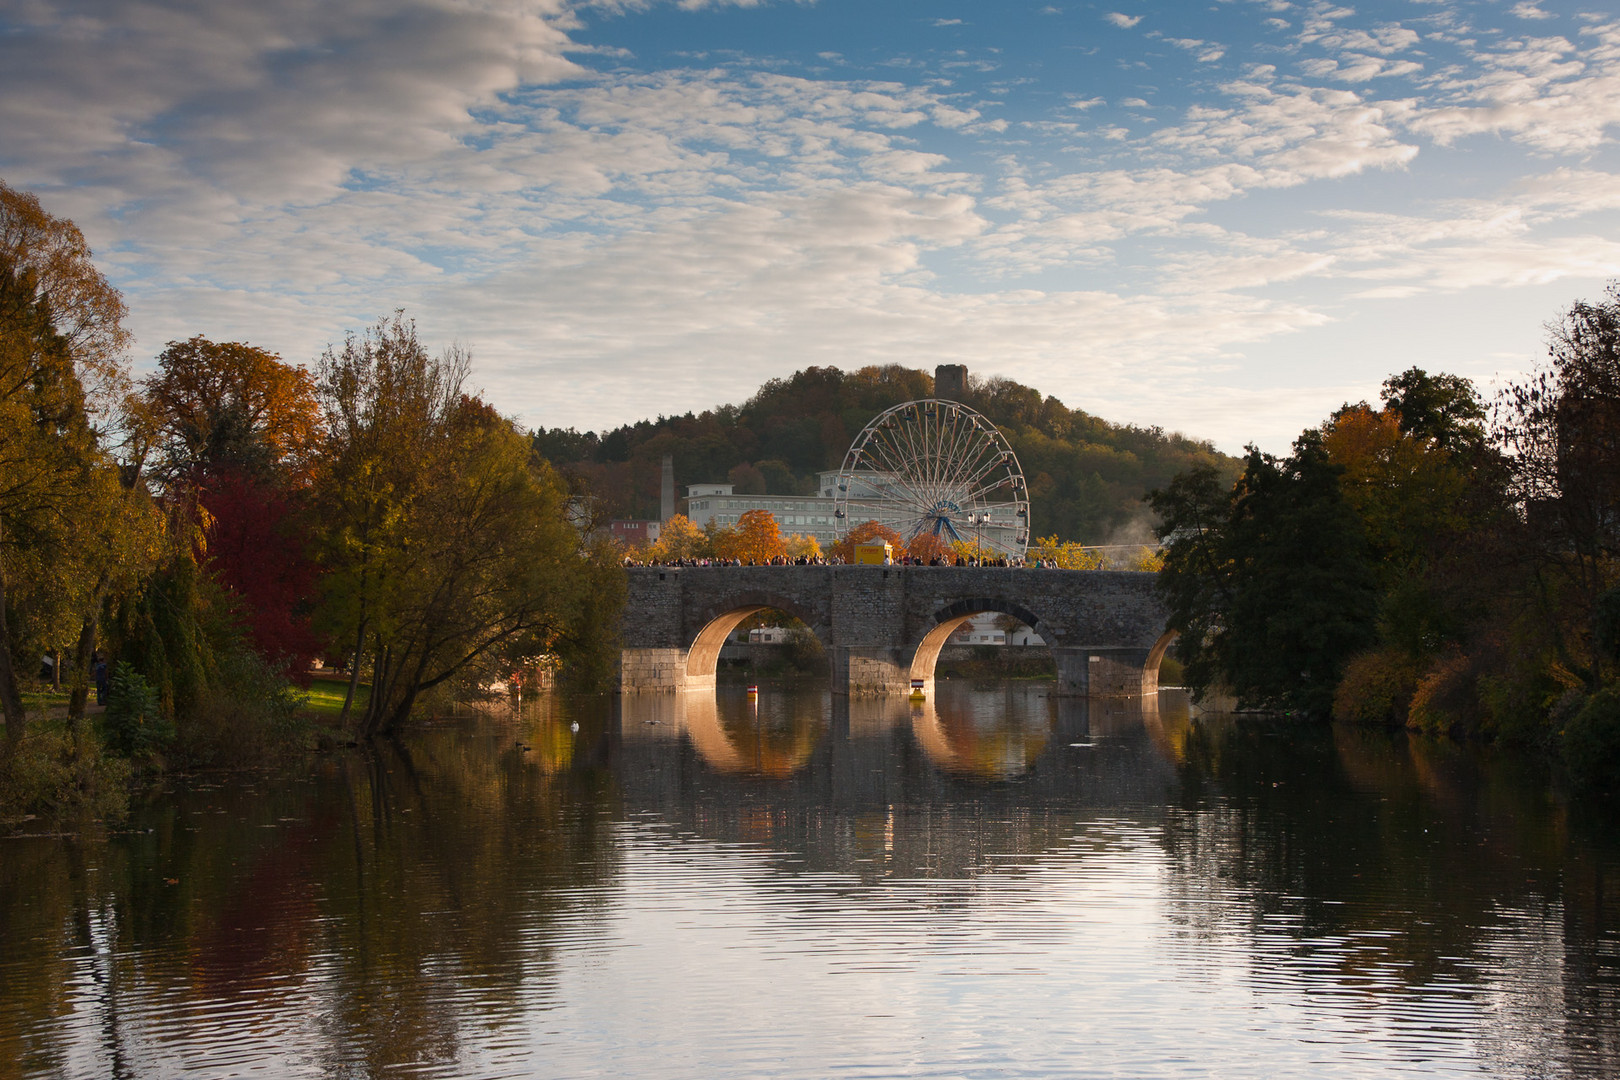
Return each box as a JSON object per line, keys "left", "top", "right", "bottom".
{"left": 300, "top": 676, "right": 369, "bottom": 721}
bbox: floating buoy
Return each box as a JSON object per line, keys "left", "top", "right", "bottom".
{"left": 909, "top": 678, "right": 926, "bottom": 701}
{"left": 746, "top": 684, "right": 759, "bottom": 697}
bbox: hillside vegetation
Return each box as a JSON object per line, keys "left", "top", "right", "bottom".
{"left": 533, "top": 365, "right": 1238, "bottom": 543}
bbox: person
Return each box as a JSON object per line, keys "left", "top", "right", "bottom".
{"left": 93, "top": 654, "right": 109, "bottom": 706}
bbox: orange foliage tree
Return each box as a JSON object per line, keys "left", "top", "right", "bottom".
{"left": 906, "top": 532, "right": 953, "bottom": 564}
{"left": 650, "top": 513, "right": 709, "bottom": 561}
{"left": 143, "top": 336, "right": 323, "bottom": 487}
{"left": 715, "top": 508, "right": 784, "bottom": 563}
{"left": 832, "top": 520, "right": 903, "bottom": 562}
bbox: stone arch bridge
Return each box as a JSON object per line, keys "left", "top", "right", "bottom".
{"left": 619, "top": 565, "right": 1173, "bottom": 697}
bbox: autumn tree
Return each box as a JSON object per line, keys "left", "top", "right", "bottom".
{"left": 0, "top": 260, "right": 94, "bottom": 739}
{"left": 1028, "top": 534, "right": 1106, "bottom": 569}
{"left": 784, "top": 533, "right": 822, "bottom": 561}
{"left": 906, "top": 532, "right": 952, "bottom": 564}
{"left": 649, "top": 514, "right": 709, "bottom": 561}
{"left": 312, "top": 315, "right": 586, "bottom": 735}
{"left": 141, "top": 336, "right": 322, "bottom": 487}
{"left": 0, "top": 180, "right": 131, "bottom": 414}
{"left": 715, "top": 509, "right": 784, "bottom": 564}
{"left": 133, "top": 336, "right": 327, "bottom": 675}
{"left": 1, "top": 186, "right": 151, "bottom": 747}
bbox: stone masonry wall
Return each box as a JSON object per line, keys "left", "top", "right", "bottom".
{"left": 619, "top": 565, "right": 1171, "bottom": 696}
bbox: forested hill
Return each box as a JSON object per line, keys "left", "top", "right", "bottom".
{"left": 532, "top": 365, "right": 1239, "bottom": 543}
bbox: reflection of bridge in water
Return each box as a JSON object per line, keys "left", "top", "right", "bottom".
{"left": 619, "top": 566, "right": 1174, "bottom": 697}
{"left": 607, "top": 686, "right": 1193, "bottom": 880}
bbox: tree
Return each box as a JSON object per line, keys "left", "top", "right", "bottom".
{"left": 906, "top": 532, "right": 952, "bottom": 564}
{"left": 0, "top": 259, "right": 94, "bottom": 739}
{"left": 650, "top": 514, "right": 709, "bottom": 561}
{"left": 312, "top": 315, "right": 583, "bottom": 735}
{"left": 0, "top": 187, "right": 167, "bottom": 749}
{"left": 715, "top": 509, "right": 784, "bottom": 564}
{"left": 311, "top": 313, "right": 466, "bottom": 724}
{"left": 784, "top": 533, "right": 822, "bottom": 561}
{"left": 141, "top": 336, "right": 321, "bottom": 487}
{"left": 0, "top": 180, "right": 131, "bottom": 413}
{"left": 1497, "top": 283, "right": 1620, "bottom": 690}
{"left": 1151, "top": 437, "right": 1379, "bottom": 715}
{"left": 1381, "top": 367, "right": 1487, "bottom": 452}
{"left": 134, "top": 336, "right": 326, "bottom": 677}
{"left": 1028, "top": 534, "right": 1106, "bottom": 570}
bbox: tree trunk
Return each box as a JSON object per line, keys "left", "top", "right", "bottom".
{"left": 66, "top": 614, "right": 97, "bottom": 734}
{"left": 361, "top": 640, "right": 392, "bottom": 739}
{"left": 0, "top": 531, "right": 27, "bottom": 747}
{"left": 338, "top": 616, "right": 367, "bottom": 727}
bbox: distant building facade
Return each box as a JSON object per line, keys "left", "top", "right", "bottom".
{"left": 684, "top": 468, "right": 1023, "bottom": 553}
{"left": 609, "top": 519, "right": 662, "bottom": 546}
{"left": 684, "top": 472, "right": 848, "bottom": 546}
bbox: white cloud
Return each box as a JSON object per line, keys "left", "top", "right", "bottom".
{"left": 4, "top": 0, "right": 1620, "bottom": 455}
{"left": 1160, "top": 37, "right": 1228, "bottom": 63}
{"left": 1404, "top": 23, "right": 1620, "bottom": 151}
{"left": 1510, "top": 3, "right": 1555, "bottom": 20}
{"left": 1298, "top": 54, "right": 1423, "bottom": 81}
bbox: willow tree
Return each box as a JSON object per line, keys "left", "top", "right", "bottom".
{"left": 313, "top": 315, "right": 582, "bottom": 735}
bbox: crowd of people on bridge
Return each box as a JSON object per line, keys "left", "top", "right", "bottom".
{"left": 622, "top": 553, "right": 1051, "bottom": 569}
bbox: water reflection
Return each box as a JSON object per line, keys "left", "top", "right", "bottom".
{"left": 2, "top": 682, "right": 1619, "bottom": 1079}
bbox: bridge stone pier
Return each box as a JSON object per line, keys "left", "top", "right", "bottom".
{"left": 619, "top": 565, "right": 1174, "bottom": 698}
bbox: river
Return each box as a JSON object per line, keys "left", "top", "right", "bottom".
{"left": 2, "top": 681, "right": 1617, "bottom": 1078}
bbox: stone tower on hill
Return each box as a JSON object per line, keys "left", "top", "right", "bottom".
{"left": 935, "top": 364, "right": 967, "bottom": 402}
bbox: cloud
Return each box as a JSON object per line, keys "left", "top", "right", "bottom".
{"left": 4, "top": 0, "right": 1620, "bottom": 456}
{"left": 1159, "top": 37, "right": 1228, "bottom": 63}
{"left": 1403, "top": 23, "right": 1620, "bottom": 152}
{"left": 1510, "top": 3, "right": 1555, "bottom": 20}
{"left": 1298, "top": 54, "right": 1424, "bottom": 81}
{"left": 0, "top": 0, "right": 587, "bottom": 204}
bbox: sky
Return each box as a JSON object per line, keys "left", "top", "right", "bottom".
{"left": 3, "top": 0, "right": 1619, "bottom": 454}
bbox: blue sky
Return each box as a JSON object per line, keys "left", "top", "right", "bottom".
{"left": 3, "top": 0, "right": 1618, "bottom": 452}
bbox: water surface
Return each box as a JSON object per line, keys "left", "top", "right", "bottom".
{"left": 3, "top": 682, "right": 1618, "bottom": 1078}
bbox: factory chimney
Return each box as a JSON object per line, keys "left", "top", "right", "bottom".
{"left": 660, "top": 454, "right": 675, "bottom": 522}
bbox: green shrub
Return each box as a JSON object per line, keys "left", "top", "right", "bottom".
{"left": 98, "top": 664, "right": 173, "bottom": 758}
{"left": 0, "top": 726, "right": 129, "bottom": 824}
{"left": 175, "top": 649, "right": 309, "bottom": 767}
{"left": 1563, "top": 687, "right": 1620, "bottom": 793}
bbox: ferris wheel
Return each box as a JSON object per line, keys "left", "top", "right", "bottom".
{"left": 833, "top": 399, "right": 1030, "bottom": 557}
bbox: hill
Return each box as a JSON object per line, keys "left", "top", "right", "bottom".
{"left": 532, "top": 365, "right": 1239, "bottom": 543}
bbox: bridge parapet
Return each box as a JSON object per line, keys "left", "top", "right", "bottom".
{"left": 619, "top": 565, "right": 1172, "bottom": 698}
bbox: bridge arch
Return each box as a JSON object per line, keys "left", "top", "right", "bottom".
{"left": 908, "top": 598, "right": 1046, "bottom": 685}
{"left": 1140, "top": 630, "right": 1178, "bottom": 695}
{"left": 684, "top": 591, "right": 828, "bottom": 690}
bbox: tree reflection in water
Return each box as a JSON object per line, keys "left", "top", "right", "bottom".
{"left": 1, "top": 683, "right": 1617, "bottom": 1078}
